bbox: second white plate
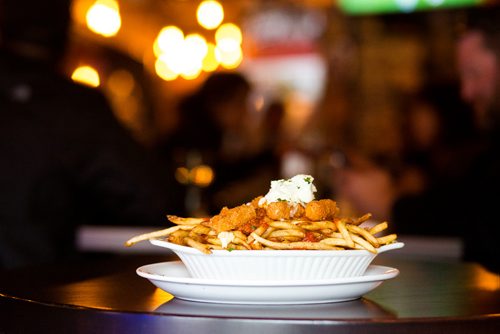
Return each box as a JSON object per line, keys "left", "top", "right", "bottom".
{"left": 136, "top": 261, "right": 399, "bottom": 305}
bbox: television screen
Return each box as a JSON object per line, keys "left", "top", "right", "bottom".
{"left": 338, "top": 0, "right": 482, "bottom": 15}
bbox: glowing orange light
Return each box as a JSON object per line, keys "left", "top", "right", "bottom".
{"left": 215, "top": 45, "right": 243, "bottom": 69}
{"left": 86, "top": 0, "right": 121, "bottom": 37}
{"left": 156, "top": 26, "right": 184, "bottom": 55}
{"left": 155, "top": 57, "right": 178, "bottom": 81}
{"left": 215, "top": 23, "right": 242, "bottom": 47}
{"left": 202, "top": 43, "right": 219, "bottom": 72}
{"left": 71, "top": 65, "right": 100, "bottom": 87}
{"left": 191, "top": 165, "right": 214, "bottom": 187}
{"left": 197, "top": 1, "right": 224, "bottom": 30}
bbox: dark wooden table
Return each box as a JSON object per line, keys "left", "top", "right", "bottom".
{"left": 1, "top": 254, "right": 499, "bottom": 334}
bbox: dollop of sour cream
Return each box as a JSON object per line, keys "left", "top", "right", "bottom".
{"left": 218, "top": 231, "right": 235, "bottom": 249}
{"left": 260, "top": 174, "right": 317, "bottom": 206}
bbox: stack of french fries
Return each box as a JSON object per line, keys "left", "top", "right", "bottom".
{"left": 125, "top": 213, "right": 397, "bottom": 255}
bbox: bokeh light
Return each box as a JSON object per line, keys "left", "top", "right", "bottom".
{"left": 175, "top": 165, "right": 214, "bottom": 187}
{"left": 196, "top": 0, "right": 224, "bottom": 30}
{"left": 191, "top": 165, "right": 214, "bottom": 187}
{"left": 154, "top": 32, "right": 208, "bottom": 81}
{"left": 214, "top": 23, "right": 243, "bottom": 69}
{"left": 156, "top": 26, "right": 184, "bottom": 55}
{"left": 184, "top": 34, "right": 209, "bottom": 61}
{"left": 152, "top": 9, "right": 244, "bottom": 80}
{"left": 175, "top": 167, "right": 190, "bottom": 185}
{"left": 215, "top": 45, "right": 243, "bottom": 69}
{"left": 86, "top": 0, "right": 121, "bottom": 37}
{"left": 155, "top": 56, "right": 179, "bottom": 81}
{"left": 215, "top": 23, "right": 243, "bottom": 48}
{"left": 202, "top": 43, "right": 219, "bottom": 72}
{"left": 180, "top": 67, "right": 203, "bottom": 80}
{"left": 71, "top": 65, "right": 100, "bottom": 87}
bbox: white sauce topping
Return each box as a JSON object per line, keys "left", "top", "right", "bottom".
{"left": 218, "top": 231, "right": 235, "bottom": 249}
{"left": 260, "top": 174, "right": 317, "bottom": 206}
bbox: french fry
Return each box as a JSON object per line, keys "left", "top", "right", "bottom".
{"left": 233, "top": 230, "right": 248, "bottom": 240}
{"left": 206, "top": 237, "right": 222, "bottom": 246}
{"left": 369, "top": 222, "right": 388, "bottom": 235}
{"left": 232, "top": 231, "right": 251, "bottom": 249}
{"left": 261, "top": 226, "right": 276, "bottom": 239}
{"left": 351, "top": 234, "right": 377, "bottom": 253}
{"left": 190, "top": 225, "right": 212, "bottom": 235}
{"left": 167, "top": 215, "right": 208, "bottom": 225}
{"left": 124, "top": 225, "right": 194, "bottom": 247}
{"left": 347, "top": 224, "right": 379, "bottom": 247}
{"left": 185, "top": 237, "right": 211, "bottom": 254}
{"left": 251, "top": 233, "right": 340, "bottom": 250}
{"left": 247, "top": 223, "right": 269, "bottom": 244}
{"left": 352, "top": 213, "right": 372, "bottom": 225}
{"left": 268, "top": 229, "right": 305, "bottom": 239}
{"left": 319, "top": 237, "right": 350, "bottom": 247}
{"left": 299, "top": 221, "right": 337, "bottom": 231}
{"left": 320, "top": 228, "right": 335, "bottom": 236}
{"left": 377, "top": 234, "right": 398, "bottom": 245}
{"left": 269, "top": 221, "right": 301, "bottom": 230}
{"left": 168, "top": 229, "right": 190, "bottom": 245}
{"left": 336, "top": 219, "right": 355, "bottom": 248}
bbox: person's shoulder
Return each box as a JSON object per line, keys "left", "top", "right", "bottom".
{"left": 39, "top": 73, "right": 114, "bottom": 118}
{"left": 22, "top": 72, "right": 120, "bottom": 135}
{"left": 50, "top": 74, "right": 107, "bottom": 104}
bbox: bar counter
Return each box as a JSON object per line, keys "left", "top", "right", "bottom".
{"left": 1, "top": 254, "right": 499, "bottom": 333}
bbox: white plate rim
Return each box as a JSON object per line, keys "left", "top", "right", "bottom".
{"left": 136, "top": 261, "right": 400, "bottom": 287}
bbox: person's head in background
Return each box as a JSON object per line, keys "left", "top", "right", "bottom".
{"left": 0, "top": 0, "right": 71, "bottom": 68}
{"left": 198, "top": 71, "right": 252, "bottom": 158}
{"left": 456, "top": 9, "right": 500, "bottom": 131}
{"left": 402, "top": 82, "right": 476, "bottom": 153}
{"left": 198, "top": 72, "right": 251, "bottom": 132}
{"left": 173, "top": 71, "right": 252, "bottom": 161}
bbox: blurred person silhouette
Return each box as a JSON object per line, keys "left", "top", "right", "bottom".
{"left": 166, "top": 72, "right": 252, "bottom": 167}
{"left": 252, "top": 98, "right": 286, "bottom": 176}
{"left": 212, "top": 96, "right": 285, "bottom": 210}
{"left": 453, "top": 10, "right": 500, "bottom": 272}
{"left": 259, "top": 99, "right": 286, "bottom": 155}
{"left": 396, "top": 84, "right": 477, "bottom": 203}
{"left": 337, "top": 10, "right": 500, "bottom": 273}
{"left": 163, "top": 72, "right": 280, "bottom": 214}
{"left": 0, "top": 0, "right": 182, "bottom": 269}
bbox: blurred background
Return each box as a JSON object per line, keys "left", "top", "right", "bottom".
{"left": 2, "top": 0, "right": 500, "bottom": 266}
{"left": 61, "top": 0, "right": 480, "bottom": 143}
{"left": 60, "top": 0, "right": 499, "bottom": 208}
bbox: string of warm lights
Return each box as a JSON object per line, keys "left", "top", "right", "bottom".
{"left": 154, "top": 0, "right": 243, "bottom": 81}
{"left": 71, "top": 0, "right": 244, "bottom": 85}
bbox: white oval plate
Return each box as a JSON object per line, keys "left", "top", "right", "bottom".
{"left": 136, "top": 261, "right": 399, "bottom": 305}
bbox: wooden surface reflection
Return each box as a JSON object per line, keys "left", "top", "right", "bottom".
{"left": 0, "top": 254, "right": 499, "bottom": 334}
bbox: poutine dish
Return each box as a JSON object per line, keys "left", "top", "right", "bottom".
{"left": 126, "top": 175, "right": 404, "bottom": 280}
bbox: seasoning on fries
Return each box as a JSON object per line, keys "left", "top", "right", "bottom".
{"left": 125, "top": 174, "right": 398, "bottom": 254}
